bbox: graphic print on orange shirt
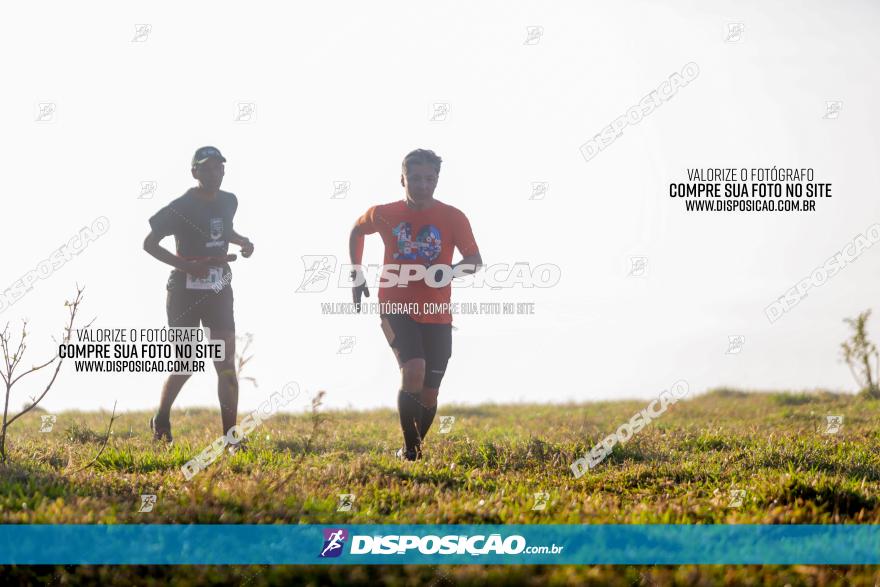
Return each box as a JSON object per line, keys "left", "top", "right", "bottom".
{"left": 392, "top": 222, "right": 442, "bottom": 264}
{"left": 355, "top": 200, "right": 479, "bottom": 324}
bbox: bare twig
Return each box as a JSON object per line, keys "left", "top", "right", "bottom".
{"left": 1, "top": 285, "right": 89, "bottom": 460}
{"left": 66, "top": 400, "right": 118, "bottom": 474}
{"left": 236, "top": 332, "right": 258, "bottom": 389}
{"left": 7, "top": 288, "right": 90, "bottom": 427}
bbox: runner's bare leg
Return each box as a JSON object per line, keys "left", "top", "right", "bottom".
{"left": 212, "top": 330, "right": 238, "bottom": 436}
{"left": 157, "top": 374, "right": 191, "bottom": 424}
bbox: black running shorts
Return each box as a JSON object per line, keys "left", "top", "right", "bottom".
{"left": 379, "top": 313, "right": 452, "bottom": 388}
{"left": 166, "top": 285, "right": 235, "bottom": 332}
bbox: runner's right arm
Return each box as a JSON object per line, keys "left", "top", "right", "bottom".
{"left": 349, "top": 222, "right": 371, "bottom": 311}
{"left": 350, "top": 206, "right": 382, "bottom": 312}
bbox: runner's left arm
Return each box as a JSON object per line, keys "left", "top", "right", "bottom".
{"left": 229, "top": 230, "right": 254, "bottom": 258}
{"left": 451, "top": 253, "right": 483, "bottom": 276}
{"left": 226, "top": 193, "right": 254, "bottom": 257}
{"left": 451, "top": 210, "right": 483, "bottom": 277}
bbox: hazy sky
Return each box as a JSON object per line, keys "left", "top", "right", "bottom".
{"left": 2, "top": 1, "right": 880, "bottom": 414}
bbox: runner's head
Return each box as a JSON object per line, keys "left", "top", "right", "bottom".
{"left": 401, "top": 149, "right": 442, "bottom": 202}
{"left": 191, "top": 146, "right": 226, "bottom": 191}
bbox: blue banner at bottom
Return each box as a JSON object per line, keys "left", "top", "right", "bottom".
{"left": 0, "top": 525, "right": 877, "bottom": 565}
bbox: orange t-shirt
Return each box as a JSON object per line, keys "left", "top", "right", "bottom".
{"left": 355, "top": 199, "right": 479, "bottom": 324}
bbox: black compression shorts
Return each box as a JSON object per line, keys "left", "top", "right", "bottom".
{"left": 379, "top": 313, "right": 452, "bottom": 388}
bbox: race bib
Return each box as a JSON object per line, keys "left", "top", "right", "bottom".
{"left": 185, "top": 267, "right": 223, "bottom": 290}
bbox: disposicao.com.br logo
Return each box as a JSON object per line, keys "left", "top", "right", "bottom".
{"left": 318, "top": 529, "right": 563, "bottom": 558}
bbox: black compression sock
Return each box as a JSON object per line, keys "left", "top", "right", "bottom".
{"left": 397, "top": 390, "right": 422, "bottom": 453}
{"left": 418, "top": 404, "right": 437, "bottom": 441}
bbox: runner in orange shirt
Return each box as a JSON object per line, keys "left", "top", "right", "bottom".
{"left": 349, "top": 149, "right": 483, "bottom": 461}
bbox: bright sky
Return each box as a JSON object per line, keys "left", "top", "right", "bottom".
{"left": 2, "top": 1, "right": 880, "bottom": 414}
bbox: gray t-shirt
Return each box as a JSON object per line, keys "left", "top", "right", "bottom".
{"left": 148, "top": 189, "right": 238, "bottom": 290}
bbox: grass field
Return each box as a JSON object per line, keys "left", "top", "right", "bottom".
{"left": 1, "top": 388, "right": 880, "bottom": 585}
